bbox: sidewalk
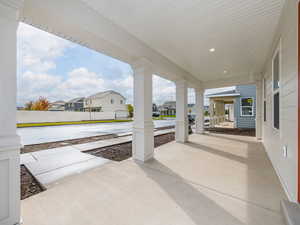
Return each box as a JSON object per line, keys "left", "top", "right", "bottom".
{"left": 21, "top": 129, "right": 174, "bottom": 186}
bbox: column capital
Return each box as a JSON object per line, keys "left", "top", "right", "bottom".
{"left": 131, "top": 57, "right": 154, "bottom": 71}
{"left": 194, "top": 87, "right": 204, "bottom": 93}
{"left": 175, "top": 79, "right": 188, "bottom": 87}
{"left": 255, "top": 80, "right": 263, "bottom": 88}
{"left": 0, "top": 0, "right": 23, "bottom": 21}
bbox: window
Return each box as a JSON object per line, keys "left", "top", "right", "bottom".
{"left": 264, "top": 101, "right": 267, "bottom": 122}
{"left": 273, "top": 93, "right": 279, "bottom": 129}
{"left": 240, "top": 97, "right": 254, "bottom": 116}
{"left": 263, "top": 78, "right": 267, "bottom": 122}
{"left": 120, "top": 100, "right": 123, "bottom": 104}
{"left": 111, "top": 99, "right": 114, "bottom": 104}
{"left": 272, "top": 43, "right": 280, "bottom": 130}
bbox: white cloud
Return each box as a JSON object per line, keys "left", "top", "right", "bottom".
{"left": 153, "top": 75, "right": 175, "bottom": 105}
{"left": 56, "top": 68, "right": 106, "bottom": 99}
{"left": 17, "top": 23, "right": 73, "bottom": 73}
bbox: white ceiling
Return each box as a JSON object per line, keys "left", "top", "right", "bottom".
{"left": 81, "top": 0, "right": 285, "bottom": 82}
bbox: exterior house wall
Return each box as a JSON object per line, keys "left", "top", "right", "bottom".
{"left": 262, "top": 0, "right": 298, "bottom": 202}
{"left": 84, "top": 92, "right": 128, "bottom": 117}
{"left": 234, "top": 85, "right": 256, "bottom": 128}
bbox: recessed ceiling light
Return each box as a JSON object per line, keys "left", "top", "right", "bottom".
{"left": 224, "top": 70, "right": 228, "bottom": 74}
{"left": 209, "top": 48, "right": 215, "bottom": 52}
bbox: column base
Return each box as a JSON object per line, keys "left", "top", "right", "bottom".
{"left": 0, "top": 145, "right": 20, "bottom": 225}
{"left": 132, "top": 121, "right": 154, "bottom": 162}
{"left": 195, "top": 129, "right": 205, "bottom": 134}
{"left": 176, "top": 120, "right": 188, "bottom": 143}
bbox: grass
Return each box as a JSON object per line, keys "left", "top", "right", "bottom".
{"left": 153, "top": 115, "right": 176, "bottom": 120}
{"left": 17, "top": 119, "right": 133, "bottom": 128}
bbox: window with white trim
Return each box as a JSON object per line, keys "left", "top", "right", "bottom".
{"left": 272, "top": 44, "right": 280, "bottom": 130}
{"left": 240, "top": 97, "right": 254, "bottom": 116}
{"left": 263, "top": 78, "right": 267, "bottom": 122}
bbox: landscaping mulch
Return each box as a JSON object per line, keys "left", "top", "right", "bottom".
{"left": 155, "top": 125, "right": 175, "bottom": 131}
{"left": 21, "top": 165, "right": 45, "bottom": 200}
{"left": 205, "top": 127, "right": 256, "bottom": 137}
{"left": 21, "top": 134, "right": 117, "bottom": 154}
{"left": 86, "top": 132, "right": 175, "bottom": 161}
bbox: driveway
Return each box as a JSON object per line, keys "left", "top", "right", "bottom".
{"left": 17, "top": 119, "right": 175, "bottom": 145}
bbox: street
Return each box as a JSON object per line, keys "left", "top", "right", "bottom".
{"left": 17, "top": 119, "right": 175, "bottom": 145}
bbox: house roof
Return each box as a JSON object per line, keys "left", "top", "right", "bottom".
{"left": 86, "top": 90, "right": 126, "bottom": 100}
{"left": 51, "top": 100, "right": 66, "bottom": 105}
{"left": 67, "top": 97, "right": 85, "bottom": 103}
{"left": 206, "top": 89, "right": 240, "bottom": 98}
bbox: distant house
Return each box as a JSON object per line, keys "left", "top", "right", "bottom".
{"left": 207, "top": 85, "right": 256, "bottom": 128}
{"left": 65, "top": 97, "right": 85, "bottom": 112}
{"left": 152, "top": 103, "right": 158, "bottom": 112}
{"left": 49, "top": 100, "right": 66, "bottom": 111}
{"left": 188, "top": 104, "right": 195, "bottom": 115}
{"left": 84, "top": 90, "right": 128, "bottom": 118}
{"left": 159, "top": 101, "right": 176, "bottom": 116}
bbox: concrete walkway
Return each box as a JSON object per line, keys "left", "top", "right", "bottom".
{"left": 21, "top": 129, "right": 174, "bottom": 186}
{"left": 22, "top": 133, "right": 286, "bottom": 225}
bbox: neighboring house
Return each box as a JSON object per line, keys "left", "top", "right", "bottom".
{"left": 48, "top": 100, "right": 66, "bottom": 111}
{"left": 159, "top": 101, "right": 176, "bottom": 116}
{"left": 152, "top": 103, "right": 160, "bottom": 116}
{"left": 152, "top": 103, "right": 158, "bottom": 112}
{"left": 207, "top": 85, "right": 256, "bottom": 128}
{"left": 65, "top": 97, "right": 85, "bottom": 112}
{"left": 84, "top": 90, "right": 128, "bottom": 118}
{"left": 188, "top": 104, "right": 195, "bottom": 115}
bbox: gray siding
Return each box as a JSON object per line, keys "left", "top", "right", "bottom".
{"left": 234, "top": 85, "right": 256, "bottom": 128}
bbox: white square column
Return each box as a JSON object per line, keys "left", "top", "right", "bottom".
{"left": 0, "top": 2, "right": 22, "bottom": 225}
{"left": 132, "top": 59, "right": 154, "bottom": 162}
{"left": 175, "top": 80, "right": 188, "bottom": 142}
{"left": 195, "top": 88, "right": 204, "bottom": 134}
{"left": 256, "top": 80, "right": 263, "bottom": 140}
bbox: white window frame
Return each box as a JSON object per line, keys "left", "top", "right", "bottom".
{"left": 240, "top": 97, "right": 254, "bottom": 117}
{"left": 263, "top": 77, "right": 267, "bottom": 123}
{"left": 272, "top": 41, "right": 281, "bottom": 130}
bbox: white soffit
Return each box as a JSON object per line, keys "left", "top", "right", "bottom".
{"left": 81, "top": 0, "right": 285, "bottom": 82}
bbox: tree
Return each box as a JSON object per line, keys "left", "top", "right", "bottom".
{"left": 30, "top": 97, "right": 50, "bottom": 111}
{"left": 127, "top": 104, "right": 133, "bottom": 118}
{"left": 24, "top": 101, "right": 34, "bottom": 110}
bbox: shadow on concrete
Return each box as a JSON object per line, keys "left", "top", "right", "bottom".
{"left": 204, "top": 132, "right": 257, "bottom": 145}
{"left": 138, "top": 159, "right": 245, "bottom": 225}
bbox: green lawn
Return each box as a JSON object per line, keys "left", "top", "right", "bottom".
{"left": 17, "top": 119, "right": 133, "bottom": 128}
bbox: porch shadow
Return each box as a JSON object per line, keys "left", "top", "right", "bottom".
{"left": 204, "top": 132, "right": 257, "bottom": 145}
{"left": 184, "top": 141, "right": 248, "bottom": 165}
{"left": 138, "top": 159, "right": 246, "bottom": 225}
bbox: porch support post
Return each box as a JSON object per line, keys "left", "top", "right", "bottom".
{"left": 175, "top": 80, "right": 188, "bottom": 142}
{"left": 256, "top": 80, "right": 263, "bottom": 140}
{"left": 209, "top": 99, "right": 215, "bottom": 127}
{"left": 195, "top": 88, "right": 204, "bottom": 134}
{"left": 132, "top": 59, "right": 154, "bottom": 162}
{"left": 0, "top": 2, "right": 22, "bottom": 225}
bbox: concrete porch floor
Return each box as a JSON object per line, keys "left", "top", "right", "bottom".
{"left": 21, "top": 133, "right": 287, "bottom": 225}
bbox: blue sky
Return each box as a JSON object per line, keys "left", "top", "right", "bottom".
{"left": 17, "top": 23, "right": 234, "bottom": 107}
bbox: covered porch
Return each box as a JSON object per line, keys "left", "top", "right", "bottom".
{"left": 0, "top": 0, "right": 299, "bottom": 224}
{"left": 21, "top": 133, "right": 286, "bottom": 225}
